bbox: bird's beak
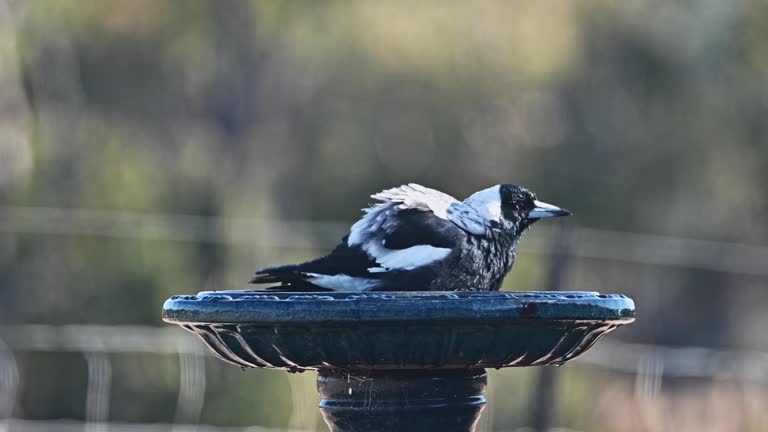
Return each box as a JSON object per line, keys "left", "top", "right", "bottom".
{"left": 528, "top": 200, "right": 571, "bottom": 219}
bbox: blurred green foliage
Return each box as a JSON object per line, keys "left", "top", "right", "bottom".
{"left": 1, "top": 0, "right": 767, "bottom": 430}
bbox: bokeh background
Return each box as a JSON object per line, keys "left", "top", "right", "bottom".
{"left": 1, "top": 1, "right": 768, "bottom": 431}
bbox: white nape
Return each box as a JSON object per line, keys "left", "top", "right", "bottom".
{"left": 461, "top": 185, "right": 501, "bottom": 222}
{"left": 305, "top": 273, "right": 382, "bottom": 291}
{"left": 447, "top": 184, "right": 502, "bottom": 235}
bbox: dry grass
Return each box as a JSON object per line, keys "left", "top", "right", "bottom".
{"left": 592, "top": 380, "right": 768, "bottom": 432}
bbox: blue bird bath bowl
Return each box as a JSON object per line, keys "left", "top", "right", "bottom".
{"left": 162, "top": 291, "right": 634, "bottom": 432}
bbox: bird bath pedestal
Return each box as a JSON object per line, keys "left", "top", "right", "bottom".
{"left": 162, "top": 291, "right": 634, "bottom": 432}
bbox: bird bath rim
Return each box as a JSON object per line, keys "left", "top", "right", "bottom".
{"left": 162, "top": 290, "right": 635, "bottom": 325}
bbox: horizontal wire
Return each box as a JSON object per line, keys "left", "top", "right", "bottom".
{"left": 1, "top": 205, "right": 768, "bottom": 276}
{"left": 574, "top": 339, "right": 768, "bottom": 383}
{"left": 0, "top": 325, "right": 203, "bottom": 355}
{"left": 2, "top": 324, "right": 768, "bottom": 382}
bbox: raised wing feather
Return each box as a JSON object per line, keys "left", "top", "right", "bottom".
{"left": 348, "top": 183, "right": 459, "bottom": 246}
{"left": 369, "top": 183, "right": 458, "bottom": 218}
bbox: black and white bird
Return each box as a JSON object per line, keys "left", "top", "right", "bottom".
{"left": 251, "top": 184, "right": 570, "bottom": 292}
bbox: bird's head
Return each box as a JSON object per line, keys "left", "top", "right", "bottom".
{"left": 499, "top": 183, "right": 570, "bottom": 231}
{"left": 462, "top": 184, "right": 571, "bottom": 236}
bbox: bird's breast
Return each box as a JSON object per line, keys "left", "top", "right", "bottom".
{"left": 441, "top": 235, "right": 518, "bottom": 291}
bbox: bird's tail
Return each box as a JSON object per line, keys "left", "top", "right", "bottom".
{"left": 250, "top": 265, "right": 334, "bottom": 292}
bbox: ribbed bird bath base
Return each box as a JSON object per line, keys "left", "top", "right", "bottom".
{"left": 162, "top": 291, "right": 634, "bottom": 432}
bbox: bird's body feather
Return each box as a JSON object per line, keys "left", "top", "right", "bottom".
{"left": 250, "top": 183, "right": 569, "bottom": 292}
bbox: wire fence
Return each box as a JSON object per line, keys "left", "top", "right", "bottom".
{"left": 2, "top": 205, "right": 768, "bottom": 277}
{"left": 1, "top": 206, "right": 768, "bottom": 431}
{"left": 1, "top": 324, "right": 767, "bottom": 431}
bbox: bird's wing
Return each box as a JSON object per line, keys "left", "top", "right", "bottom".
{"left": 251, "top": 184, "right": 467, "bottom": 291}
{"left": 347, "top": 183, "right": 458, "bottom": 244}
{"left": 364, "top": 183, "right": 498, "bottom": 237}
{"left": 370, "top": 183, "right": 458, "bottom": 218}
{"left": 347, "top": 184, "right": 466, "bottom": 273}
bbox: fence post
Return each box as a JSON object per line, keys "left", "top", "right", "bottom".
{"left": 529, "top": 225, "right": 572, "bottom": 432}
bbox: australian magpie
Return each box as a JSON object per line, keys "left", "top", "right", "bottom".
{"left": 250, "top": 183, "right": 570, "bottom": 292}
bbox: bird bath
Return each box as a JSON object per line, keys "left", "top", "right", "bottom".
{"left": 162, "top": 290, "right": 634, "bottom": 432}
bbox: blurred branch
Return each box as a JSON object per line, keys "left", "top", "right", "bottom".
{"left": 2, "top": 206, "right": 768, "bottom": 277}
